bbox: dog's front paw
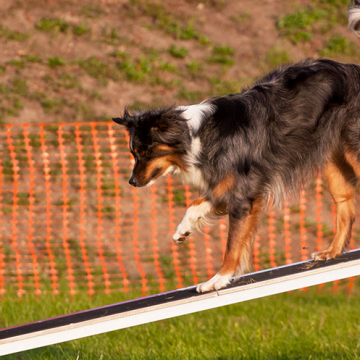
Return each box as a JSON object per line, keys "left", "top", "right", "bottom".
{"left": 196, "top": 273, "right": 233, "bottom": 293}
{"left": 172, "top": 219, "right": 194, "bottom": 244}
{"left": 172, "top": 230, "right": 192, "bottom": 245}
{"left": 311, "top": 249, "right": 342, "bottom": 261}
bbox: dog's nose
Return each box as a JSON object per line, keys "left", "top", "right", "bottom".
{"left": 129, "top": 176, "right": 138, "bottom": 187}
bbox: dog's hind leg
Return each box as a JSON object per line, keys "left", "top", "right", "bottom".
{"left": 172, "top": 198, "right": 213, "bottom": 245}
{"left": 312, "top": 157, "right": 356, "bottom": 261}
{"left": 196, "top": 197, "right": 263, "bottom": 293}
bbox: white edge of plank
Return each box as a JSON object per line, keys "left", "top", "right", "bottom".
{"left": 0, "top": 258, "right": 359, "bottom": 356}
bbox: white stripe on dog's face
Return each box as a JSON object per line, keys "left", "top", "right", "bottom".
{"left": 178, "top": 103, "right": 216, "bottom": 136}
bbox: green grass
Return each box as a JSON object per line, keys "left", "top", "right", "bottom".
{"left": 81, "top": 5, "right": 104, "bottom": 18}
{"left": 12, "top": 78, "right": 28, "bottom": 97}
{"left": 187, "top": 60, "right": 202, "bottom": 73}
{"left": 277, "top": 0, "right": 349, "bottom": 44}
{"left": 320, "top": 35, "right": 357, "bottom": 57}
{"left": 230, "top": 12, "right": 252, "bottom": 24}
{"left": 277, "top": 7, "right": 327, "bottom": 44}
{"left": 8, "top": 59, "right": 25, "bottom": 68}
{"left": 159, "top": 61, "right": 179, "bottom": 73}
{"left": 23, "top": 54, "right": 42, "bottom": 63}
{"left": 73, "top": 22, "right": 91, "bottom": 36}
{"left": 47, "top": 57, "right": 66, "bottom": 68}
{"left": 41, "top": 98, "right": 67, "bottom": 113}
{"left": 209, "top": 77, "right": 249, "bottom": 96}
{"left": 35, "top": 18, "right": 70, "bottom": 33}
{"left": 278, "top": 8, "right": 327, "bottom": 31}
{"left": 101, "top": 27, "right": 121, "bottom": 44}
{"left": 133, "top": 1, "right": 207, "bottom": 42}
{"left": 43, "top": 73, "right": 80, "bottom": 91}
{"left": 115, "top": 51, "right": 183, "bottom": 87}
{"left": 213, "top": 45, "right": 235, "bottom": 56}
{"left": 208, "top": 45, "right": 235, "bottom": 65}
{"left": 1, "top": 285, "right": 360, "bottom": 359}
{"left": 0, "top": 78, "right": 30, "bottom": 120}
{"left": 0, "top": 71, "right": 103, "bottom": 123}
{"left": 265, "top": 47, "right": 291, "bottom": 68}
{"left": 36, "top": 17, "right": 90, "bottom": 37}
{"left": 0, "top": 25, "right": 30, "bottom": 42}
{"left": 177, "top": 86, "right": 204, "bottom": 101}
{"left": 168, "top": 45, "right": 188, "bottom": 59}
{"left": 58, "top": 74, "right": 80, "bottom": 89}
{"left": 78, "top": 56, "right": 117, "bottom": 85}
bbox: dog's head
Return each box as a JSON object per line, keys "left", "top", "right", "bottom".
{"left": 113, "top": 107, "right": 190, "bottom": 187}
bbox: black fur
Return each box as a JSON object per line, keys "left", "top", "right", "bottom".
{"left": 198, "top": 59, "right": 360, "bottom": 210}
{"left": 114, "top": 59, "right": 360, "bottom": 213}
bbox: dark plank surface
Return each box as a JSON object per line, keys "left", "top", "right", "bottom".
{"left": 1, "top": 249, "right": 359, "bottom": 341}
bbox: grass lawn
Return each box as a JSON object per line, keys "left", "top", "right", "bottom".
{"left": 1, "top": 282, "right": 360, "bottom": 359}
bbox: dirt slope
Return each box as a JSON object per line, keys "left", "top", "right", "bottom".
{"left": 0, "top": 0, "right": 357, "bottom": 125}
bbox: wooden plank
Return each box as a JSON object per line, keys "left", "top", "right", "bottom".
{"left": 0, "top": 250, "right": 359, "bottom": 356}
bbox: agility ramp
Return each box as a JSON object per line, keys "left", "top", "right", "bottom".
{"left": 1, "top": 250, "right": 360, "bottom": 356}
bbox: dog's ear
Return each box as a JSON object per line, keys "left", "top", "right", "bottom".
{"left": 150, "top": 119, "right": 169, "bottom": 132}
{"left": 112, "top": 109, "right": 135, "bottom": 128}
{"left": 150, "top": 108, "right": 185, "bottom": 143}
{"left": 112, "top": 117, "right": 130, "bottom": 127}
{"left": 150, "top": 108, "right": 180, "bottom": 133}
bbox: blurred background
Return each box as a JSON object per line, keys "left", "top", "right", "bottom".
{"left": 0, "top": 0, "right": 356, "bottom": 125}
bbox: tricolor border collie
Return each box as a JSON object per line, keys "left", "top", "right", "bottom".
{"left": 113, "top": 1, "right": 360, "bottom": 293}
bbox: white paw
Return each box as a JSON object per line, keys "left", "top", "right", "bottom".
{"left": 172, "top": 218, "right": 193, "bottom": 244}
{"left": 172, "top": 229, "right": 192, "bottom": 244}
{"left": 311, "top": 250, "right": 340, "bottom": 261}
{"left": 196, "top": 273, "right": 233, "bottom": 293}
{"left": 172, "top": 201, "right": 212, "bottom": 245}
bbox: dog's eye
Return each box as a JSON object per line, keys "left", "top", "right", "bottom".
{"left": 139, "top": 149, "right": 146, "bottom": 156}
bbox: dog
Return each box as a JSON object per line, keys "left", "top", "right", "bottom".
{"left": 113, "top": 1, "right": 360, "bottom": 293}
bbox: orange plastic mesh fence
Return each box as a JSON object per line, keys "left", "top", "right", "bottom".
{"left": 0, "top": 122, "right": 358, "bottom": 297}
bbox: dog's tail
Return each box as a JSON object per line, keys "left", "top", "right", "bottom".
{"left": 348, "top": 0, "right": 360, "bottom": 37}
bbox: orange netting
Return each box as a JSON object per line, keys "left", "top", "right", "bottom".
{"left": 0, "top": 122, "right": 358, "bottom": 297}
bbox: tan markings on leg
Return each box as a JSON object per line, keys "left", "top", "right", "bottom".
{"left": 191, "top": 198, "right": 206, "bottom": 206}
{"left": 213, "top": 174, "right": 236, "bottom": 198}
{"left": 196, "top": 196, "right": 264, "bottom": 292}
{"left": 313, "top": 160, "right": 356, "bottom": 260}
{"left": 344, "top": 150, "right": 360, "bottom": 179}
{"left": 219, "top": 197, "right": 264, "bottom": 276}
